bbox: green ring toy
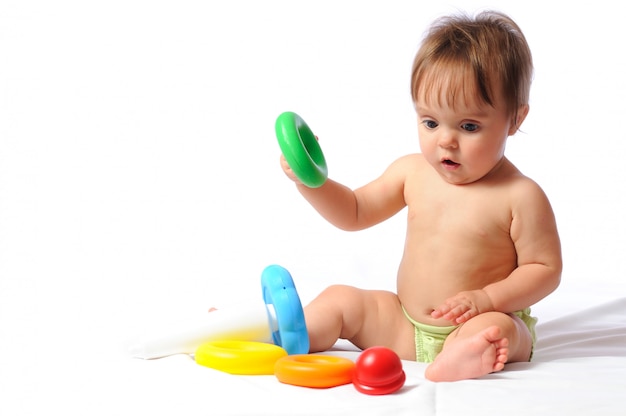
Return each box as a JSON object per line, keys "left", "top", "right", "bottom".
{"left": 275, "top": 111, "right": 328, "bottom": 188}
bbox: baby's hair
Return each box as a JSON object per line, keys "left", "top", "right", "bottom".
{"left": 411, "top": 11, "right": 533, "bottom": 129}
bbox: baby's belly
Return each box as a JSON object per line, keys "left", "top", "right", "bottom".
{"left": 396, "top": 258, "right": 514, "bottom": 326}
{"left": 398, "top": 290, "right": 456, "bottom": 327}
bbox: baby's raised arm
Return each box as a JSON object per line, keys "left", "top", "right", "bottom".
{"left": 280, "top": 154, "right": 411, "bottom": 231}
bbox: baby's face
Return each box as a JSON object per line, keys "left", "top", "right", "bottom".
{"left": 415, "top": 89, "right": 515, "bottom": 185}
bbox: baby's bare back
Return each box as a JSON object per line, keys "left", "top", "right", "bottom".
{"left": 397, "top": 156, "right": 520, "bottom": 326}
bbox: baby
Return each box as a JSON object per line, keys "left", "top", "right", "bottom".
{"left": 280, "top": 10, "right": 562, "bottom": 382}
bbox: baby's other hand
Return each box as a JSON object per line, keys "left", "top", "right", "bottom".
{"left": 430, "top": 290, "right": 494, "bottom": 324}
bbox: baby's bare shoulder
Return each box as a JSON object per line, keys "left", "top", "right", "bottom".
{"left": 488, "top": 160, "right": 547, "bottom": 200}
{"left": 387, "top": 153, "right": 431, "bottom": 177}
{"left": 507, "top": 173, "right": 549, "bottom": 201}
{"left": 391, "top": 153, "right": 426, "bottom": 167}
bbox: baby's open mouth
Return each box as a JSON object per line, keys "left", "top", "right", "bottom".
{"left": 442, "top": 159, "right": 459, "bottom": 166}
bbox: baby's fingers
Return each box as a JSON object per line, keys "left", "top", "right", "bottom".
{"left": 279, "top": 154, "right": 302, "bottom": 184}
{"left": 431, "top": 309, "right": 443, "bottom": 319}
{"left": 451, "top": 309, "right": 475, "bottom": 324}
{"left": 442, "top": 304, "right": 469, "bottom": 321}
{"left": 431, "top": 304, "right": 450, "bottom": 319}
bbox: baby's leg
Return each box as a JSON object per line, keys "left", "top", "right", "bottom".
{"left": 303, "top": 285, "right": 415, "bottom": 358}
{"left": 425, "top": 312, "right": 532, "bottom": 382}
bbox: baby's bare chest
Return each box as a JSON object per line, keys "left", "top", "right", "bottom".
{"left": 405, "top": 185, "right": 513, "bottom": 246}
{"left": 401, "top": 193, "right": 517, "bottom": 296}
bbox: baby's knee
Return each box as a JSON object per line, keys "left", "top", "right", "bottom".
{"left": 487, "top": 311, "right": 519, "bottom": 331}
{"left": 470, "top": 312, "right": 531, "bottom": 354}
{"left": 317, "top": 284, "right": 360, "bottom": 302}
{"left": 461, "top": 311, "right": 518, "bottom": 338}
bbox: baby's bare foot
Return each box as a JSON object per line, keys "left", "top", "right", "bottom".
{"left": 424, "top": 326, "right": 509, "bottom": 382}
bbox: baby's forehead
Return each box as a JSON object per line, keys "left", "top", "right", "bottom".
{"left": 415, "top": 67, "right": 493, "bottom": 112}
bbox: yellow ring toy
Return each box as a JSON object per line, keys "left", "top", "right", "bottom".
{"left": 195, "top": 340, "right": 287, "bottom": 375}
{"left": 274, "top": 354, "right": 355, "bottom": 388}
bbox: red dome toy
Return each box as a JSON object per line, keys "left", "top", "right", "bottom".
{"left": 353, "top": 346, "right": 406, "bottom": 395}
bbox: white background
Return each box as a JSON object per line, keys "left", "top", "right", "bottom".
{"left": 1, "top": 1, "right": 625, "bottom": 414}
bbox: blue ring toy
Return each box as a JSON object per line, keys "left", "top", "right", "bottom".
{"left": 261, "top": 265, "right": 309, "bottom": 355}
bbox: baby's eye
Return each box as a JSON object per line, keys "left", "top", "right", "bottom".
{"left": 461, "top": 123, "right": 479, "bottom": 132}
{"left": 422, "top": 120, "right": 438, "bottom": 129}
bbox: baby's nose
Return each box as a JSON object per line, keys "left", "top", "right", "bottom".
{"left": 437, "top": 132, "right": 458, "bottom": 149}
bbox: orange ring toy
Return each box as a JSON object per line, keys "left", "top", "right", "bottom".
{"left": 274, "top": 354, "right": 355, "bottom": 388}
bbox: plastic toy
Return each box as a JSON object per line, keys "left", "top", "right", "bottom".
{"left": 261, "top": 264, "right": 309, "bottom": 355}
{"left": 128, "top": 264, "right": 309, "bottom": 359}
{"left": 275, "top": 111, "right": 328, "bottom": 188}
{"left": 195, "top": 340, "right": 287, "bottom": 375}
{"left": 274, "top": 354, "right": 355, "bottom": 388}
{"left": 352, "top": 346, "right": 406, "bottom": 395}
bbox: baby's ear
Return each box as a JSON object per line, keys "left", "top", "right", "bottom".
{"left": 509, "top": 104, "right": 529, "bottom": 135}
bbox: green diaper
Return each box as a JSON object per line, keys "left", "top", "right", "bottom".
{"left": 402, "top": 306, "right": 537, "bottom": 363}
{"left": 402, "top": 306, "right": 456, "bottom": 363}
{"left": 513, "top": 307, "right": 538, "bottom": 360}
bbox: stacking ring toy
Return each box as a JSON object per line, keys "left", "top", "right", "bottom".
{"left": 275, "top": 111, "right": 328, "bottom": 188}
{"left": 274, "top": 355, "right": 355, "bottom": 388}
{"left": 261, "top": 265, "right": 309, "bottom": 355}
{"left": 195, "top": 340, "right": 287, "bottom": 375}
{"left": 352, "top": 346, "right": 406, "bottom": 395}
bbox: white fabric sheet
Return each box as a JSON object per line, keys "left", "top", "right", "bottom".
{"left": 107, "top": 296, "right": 626, "bottom": 416}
